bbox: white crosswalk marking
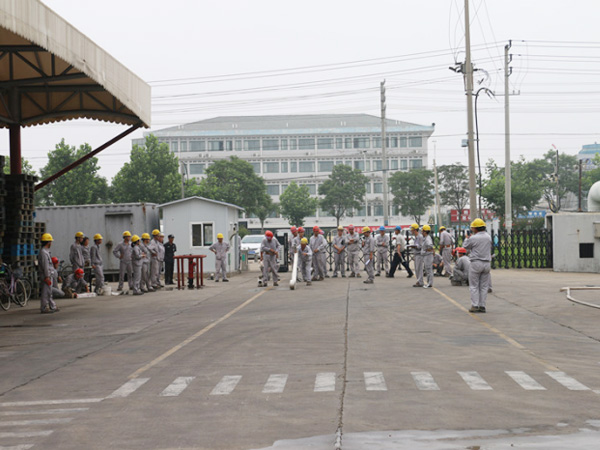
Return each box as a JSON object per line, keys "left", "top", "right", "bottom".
{"left": 210, "top": 376, "right": 242, "bottom": 395}
{"left": 262, "top": 374, "right": 288, "bottom": 394}
{"left": 545, "top": 371, "right": 590, "bottom": 391}
{"left": 160, "top": 377, "right": 196, "bottom": 397}
{"left": 0, "top": 430, "right": 54, "bottom": 438}
{"left": 0, "top": 445, "right": 35, "bottom": 450}
{"left": 106, "top": 378, "right": 149, "bottom": 399}
{"left": 0, "top": 408, "right": 88, "bottom": 416}
{"left": 0, "top": 399, "right": 102, "bottom": 407}
{"left": 314, "top": 373, "right": 336, "bottom": 392}
{"left": 364, "top": 372, "right": 388, "bottom": 391}
{"left": 0, "top": 418, "right": 73, "bottom": 427}
{"left": 505, "top": 371, "right": 546, "bottom": 390}
{"left": 458, "top": 371, "right": 493, "bottom": 390}
{"left": 411, "top": 372, "right": 440, "bottom": 390}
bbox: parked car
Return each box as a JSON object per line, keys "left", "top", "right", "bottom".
{"left": 241, "top": 235, "right": 264, "bottom": 260}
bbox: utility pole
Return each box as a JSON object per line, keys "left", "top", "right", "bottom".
{"left": 180, "top": 160, "right": 186, "bottom": 199}
{"left": 555, "top": 148, "right": 560, "bottom": 212}
{"left": 578, "top": 159, "right": 583, "bottom": 212}
{"left": 381, "top": 80, "right": 389, "bottom": 226}
{"left": 504, "top": 41, "right": 513, "bottom": 232}
{"left": 464, "top": 0, "right": 478, "bottom": 221}
{"left": 433, "top": 141, "right": 442, "bottom": 228}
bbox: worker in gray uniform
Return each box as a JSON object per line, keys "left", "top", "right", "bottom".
{"left": 39, "top": 233, "right": 58, "bottom": 313}
{"left": 139, "top": 233, "right": 154, "bottom": 293}
{"left": 332, "top": 226, "right": 346, "bottom": 278}
{"left": 63, "top": 268, "right": 89, "bottom": 295}
{"left": 292, "top": 227, "right": 305, "bottom": 282}
{"left": 90, "top": 234, "right": 104, "bottom": 294}
{"left": 463, "top": 218, "right": 492, "bottom": 312}
{"left": 309, "top": 226, "right": 326, "bottom": 281}
{"left": 451, "top": 247, "right": 470, "bottom": 286}
{"left": 131, "top": 235, "right": 144, "bottom": 295}
{"left": 387, "top": 226, "right": 413, "bottom": 278}
{"left": 346, "top": 225, "right": 361, "bottom": 278}
{"left": 298, "top": 237, "right": 313, "bottom": 286}
{"left": 319, "top": 229, "right": 329, "bottom": 277}
{"left": 374, "top": 226, "right": 390, "bottom": 276}
{"left": 113, "top": 230, "right": 133, "bottom": 292}
{"left": 156, "top": 233, "right": 166, "bottom": 288}
{"left": 408, "top": 223, "right": 424, "bottom": 287}
{"left": 439, "top": 226, "right": 454, "bottom": 277}
{"left": 421, "top": 225, "right": 434, "bottom": 288}
{"left": 209, "top": 232, "right": 230, "bottom": 282}
{"left": 148, "top": 229, "right": 162, "bottom": 289}
{"left": 362, "top": 226, "right": 375, "bottom": 284}
{"left": 70, "top": 231, "right": 85, "bottom": 271}
{"left": 260, "top": 230, "right": 280, "bottom": 286}
{"left": 50, "top": 256, "right": 65, "bottom": 299}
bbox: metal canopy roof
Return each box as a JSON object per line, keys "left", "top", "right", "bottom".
{"left": 0, "top": 0, "right": 150, "bottom": 128}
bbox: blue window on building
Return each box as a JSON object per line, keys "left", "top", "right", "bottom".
{"left": 317, "top": 138, "right": 333, "bottom": 149}
{"left": 299, "top": 161, "right": 315, "bottom": 172}
{"left": 209, "top": 141, "right": 223, "bottom": 151}
{"left": 318, "top": 161, "right": 334, "bottom": 172}
{"left": 410, "top": 159, "right": 423, "bottom": 169}
{"left": 299, "top": 138, "right": 315, "bottom": 150}
{"left": 244, "top": 140, "right": 260, "bottom": 151}
{"left": 264, "top": 162, "right": 279, "bottom": 173}
{"left": 263, "top": 139, "right": 279, "bottom": 151}
{"left": 189, "top": 163, "right": 205, "bottom": 175}
{"left": 409, "top": 136, "right": 422, "bottom": 147}
{"left": 266, "top": 185, "right": 280, "bottom": 195}
{"left": 190, "top": 141, "right": 206, "bottom": 152}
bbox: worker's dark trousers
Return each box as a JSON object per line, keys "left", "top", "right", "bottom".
{"left": 389, "top": 252, "right": 413, "bottom": 277}
{"left": 165, "top": 259, "right": 174, "bottom": 284}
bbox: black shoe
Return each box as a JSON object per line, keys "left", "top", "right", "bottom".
{"left": 332, "top": 273, "right": 338, "bottom": 278}
{"left": 386, "top": 274, "right": 394, "bottom": 278}
{"left": 349, "top": 273, "right": 356, "bottom": 278}
{"left": 469, "top": 306, "right": 480, "bottom": 313}
{"left": 407, "top": 274, "right": 413, "bottom": 278}
{"left": 375, "top": 273, "right": 381, "bottom": 277}
{"left": 223, "top": 279, "right": 229, "bottom": 282}
{"left": 363, "top": 279, "right": 374, "bottom": 284}
{"left": 215, "top": 279, "right": 219, "bottom": 282}
{"left": 341, "top": 274, "right": 346, "bottom": 278}
{"left": 41, "top": 308, "right": 55, "bottom": 314}
{"left": 479, "top": 306, "right": 486, "bottom": 313}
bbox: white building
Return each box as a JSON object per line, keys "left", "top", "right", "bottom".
{"left": 137, "top": 114, "right": 435, "bottom": 230}
{"left": 159, "top": 197, "right": 243, "bottom": 275}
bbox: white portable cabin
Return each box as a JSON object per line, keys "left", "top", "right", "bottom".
{"left": 35, "top": 203, "right": 160, "bottom": 274}
{"left": 159, "top": 197, "right": 243, "bottom": 275}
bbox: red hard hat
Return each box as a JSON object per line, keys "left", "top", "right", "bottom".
{"left": 297, "top": 227, "right": 304, "bottom": 233}
{"left": 51, "top": 257, "right": 59, "bottom": 264}
{"left": 290, "top": 226, "right": 297, "bottom": 233}
{"left": 313, "top": 226, "right": 320, "bottom": 232}
{"left": 348, "top": 224, "right": 354, "bottom": 229}
{"left": 265, "top": 230, "right": 273, "bottom": 238}
{"left": 75, "top": 268, "right": 84, "bottom": 275}
{"left": 456, "top": 247, "right": 467, "bottom": 254}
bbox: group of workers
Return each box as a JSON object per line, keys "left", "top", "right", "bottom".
{"left": 258, "top": 218, "right": 492, "bottom": 313}
{"left": 37, "top": 230, "right": 177, "bottom": 313}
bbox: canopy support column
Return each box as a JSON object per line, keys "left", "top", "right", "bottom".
{"left": 35, "top": 123, "right": 142, "bottom": 191}
{"left": 9, "top": 123, "right": 21, "bottom": 174}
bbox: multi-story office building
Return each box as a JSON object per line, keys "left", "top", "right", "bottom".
{"left": 135, "top": 114, "right": 435, "bottom": 229}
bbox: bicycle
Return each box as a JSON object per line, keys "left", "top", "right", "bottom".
{"left": 0, "top": 264, "right": 27, "bottom": 311}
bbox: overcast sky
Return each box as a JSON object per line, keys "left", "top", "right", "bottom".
{"left": 2, "top": 0, "right": 600, "bottom": 180}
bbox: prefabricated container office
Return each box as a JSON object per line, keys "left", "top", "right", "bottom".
{"left": 35, "top": 203, "right": 160, "bottom": 275}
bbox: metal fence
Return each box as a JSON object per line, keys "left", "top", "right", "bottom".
{"left": 320, "top": 228, "right": 553, "bottom": 272}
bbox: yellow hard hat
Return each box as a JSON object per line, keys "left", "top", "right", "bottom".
{"left": 142, "top": 233, "right": 151, "bottom": 240}
{"left": 470, "top": 218, "right": 486, "bottom": 228}
{"left": 362, "top": 226, "right": 371, "bottom": 233}
{"left": 337, "top": 225, "right": 344, "bottom": 231}
{"left": 122, "top": 231, "right": 132, "bottom": 237}
{"left": 152, "top": 229, "right": 160, "bottom": 236}
{"left": 75, "top": 231, "right": 84, "bottom": 238}
{"left": 422, "top": 225, "right": 431, "bottom": 232}
{"left": 300, "top": 237, "right": 308, "bottom": 244}
{"left": 410, "top": 223, "right": 419, "bottom": 230}
{"left": 93, "top": 233, "right": 103, "bottom": 241}
{"left": 41, "top": 233, "right": 53, "bottom": 242}
{"left": 131, "top": 234, "right": 140, "bottom": 243}
{"left": 217, "top": 233, "right": 224, "bottom": 239}
{"left": 439, "top": 226, "right": 446, "bottom": 231}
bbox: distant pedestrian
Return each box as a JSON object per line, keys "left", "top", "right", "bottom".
{"left": 387, "top": 226, "right": 413, "bottom": 278}
{"left": 39, "top": 233, "right": 58, "bottom": 313}
{"left": 346, "top": 225, "right": 361, "bottom": 278}
{"left": 408, "top": 224, "right": 424, "bottom": 287}
{"left": 209, "top": 233, "right": 230, "bottom": 282}
{"left": 113, "top": 231, "right": 133, "bottom": 292}
{"left": 463, "top": 218, "right": 492, "bottom": 313}
{"left": 421, "top": 225, "right": 434, "bottom": 288}
{"left": 298, "top": 238, "right": 313, "bottom": 286}
{"left": 309, "top": 226, "right": 326, "bottom": 281}
{"left": 70, "top": 231, "right": 84, "bottom": 271}
{"left": 90, "top": 234, "right": 104, "bottom": 294}
{"left": 439, "top": 226, "right": 454, "bottom": 277}
{"left": 50, "top": 257, "right": 65, "bottom": 299}
{"left": 140, "top": 233, "right": 154, "bottom": 293}
{"left": 374, "top": 226, "right": 389, "bottom": 276}
{"left": 164, "top": 234, "right": 177, "bottom": 285}
{"left": 131, "top": 235, "right": 144, "bottom": 295}
{"left": 362, "top": 226, "right": 375, "bottom": 284}
{"left": 332, "top": 226, "right": 346, "bottom": 278}
{"left": 260, "top": 230, "right": 280, "bottom": 287}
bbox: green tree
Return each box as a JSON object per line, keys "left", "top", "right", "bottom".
{"left": 111, "top": 134, "right": 181, "bottom": 204}
{"left": 438, "top": 163, "right": 469, "bottom": 230}
{"left": 197, "top": 156, "right": 268, "bottom": 215}
{"left": 389, "top": 169, "right": 434, "bottom": 224}
{"left": 254, "top": 195, "right": 279, "bottom": 232}
{"left": 319, "top": 164, "right": 368, "bottom": 227}
{"left": 2, "top": 156, "right": 37, "bottom": 176}
{"left": 279, "top": 182, "right": 318, "bottom": 227}
{"left": 37, "top": 139, "right": 109, "bottom": 206}
{"left": 526, "top": 150, "right": 579, "bottom": 212}
{"left": 481, "top": 158, "right": 543, "bottom": 221}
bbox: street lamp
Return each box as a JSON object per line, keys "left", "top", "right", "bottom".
{"left": 474, "top": 87, "right": 495, "bottom": 214}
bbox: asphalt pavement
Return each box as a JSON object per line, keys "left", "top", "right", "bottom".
{"left": 1, "top": 263, "right": 600, "bottom": 449}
